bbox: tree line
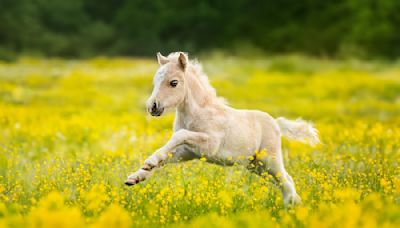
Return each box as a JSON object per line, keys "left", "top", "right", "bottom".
{"left": 0, "top": 0, "right": 399, "bottom": 59}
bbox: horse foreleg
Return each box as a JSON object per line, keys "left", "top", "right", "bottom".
{"left": 125, "top": 129, "right": 208, "bottom": 185}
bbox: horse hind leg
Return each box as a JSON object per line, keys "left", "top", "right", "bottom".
{"left": 250, "top": 150, "right": 301, "bottom": 207}
{"left": 268, "top": 156, "right": 301, "bottom": 206}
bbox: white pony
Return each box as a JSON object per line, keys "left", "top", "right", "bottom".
{"left": 125, "top": 52, "right": 319, "bottom": 206}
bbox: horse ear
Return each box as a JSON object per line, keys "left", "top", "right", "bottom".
{"left": 178, "top": 52, "right": 188, "bottom": 71}
{"left": 157, "top": 52, "right": 168, "bottom": 65}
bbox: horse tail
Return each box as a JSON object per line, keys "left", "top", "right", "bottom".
{"left": 276, "top": 117, "right": 320, "bottom": 146}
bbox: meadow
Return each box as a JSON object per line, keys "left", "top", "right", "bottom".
{"left": 0, "top": 55, "right": 399, "bottom": 227}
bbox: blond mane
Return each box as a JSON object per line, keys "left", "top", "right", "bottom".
{"left": 166, "top": 52, "right": 226, "bottom": 105}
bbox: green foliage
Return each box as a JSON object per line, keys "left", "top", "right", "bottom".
{"left": 0, "top": 0, "right": 400, "bottom": 59}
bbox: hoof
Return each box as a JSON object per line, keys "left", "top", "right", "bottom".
{"left": 124, "top": 178, "right": 139, "bottom": 186}
{"left": 284, "top": 193, "right": 302, "bottom": 207}
{"left": 125, "top": 170, "right": 149, "bottom": 186}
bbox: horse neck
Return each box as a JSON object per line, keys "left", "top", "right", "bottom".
{"left": 177, "top": 69, "right": 213, "bottom": 118}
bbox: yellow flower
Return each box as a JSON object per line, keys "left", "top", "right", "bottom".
{"left": 92, "top": 204, "right": 132, "bottom": 228}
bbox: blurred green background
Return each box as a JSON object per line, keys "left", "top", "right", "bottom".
{"left": 1, "top": 0, "right": 400, "bottom": 60}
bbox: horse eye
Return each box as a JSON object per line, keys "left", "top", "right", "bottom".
{"left": 170, "top": 80, "right": 178, "bottom": 87}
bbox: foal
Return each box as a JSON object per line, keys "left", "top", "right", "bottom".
{"left": 125, "top": 52, "right": 319, "bottom": 206}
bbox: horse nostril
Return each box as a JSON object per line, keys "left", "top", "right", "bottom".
{"left": 151, "top": 102, "right": 157, "bottom": 112}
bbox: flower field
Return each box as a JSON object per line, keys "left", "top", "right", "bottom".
{"left": 0, "top": 55, "right": 400, "bottom": 227}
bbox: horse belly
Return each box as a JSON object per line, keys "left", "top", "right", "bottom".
{"left": 208, "top": 127, "right": 260, "bottom": 165}
{"left": 213, "top": 110, "right": 264, "bottom": 164}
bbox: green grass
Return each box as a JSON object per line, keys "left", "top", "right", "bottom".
{"left": 0, "top": 55, "right": 399, "bottom": 227}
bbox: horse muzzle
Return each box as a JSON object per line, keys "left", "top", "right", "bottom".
{"left": 148, "top": 101, "right": 164, "bottom": 116}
